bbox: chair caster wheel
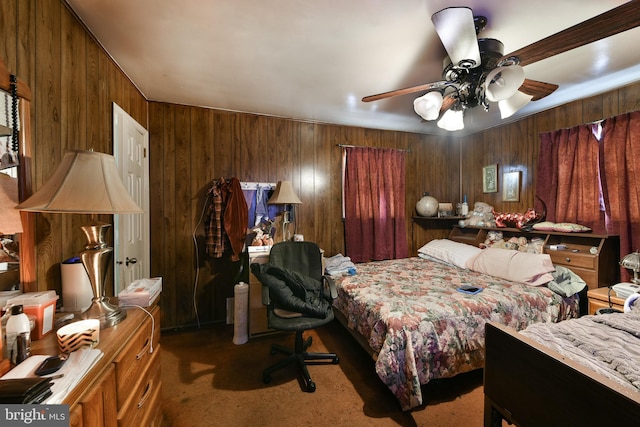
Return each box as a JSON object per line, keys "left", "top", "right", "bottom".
{"left": 263, "top": 374, "right": 272, "bottom": 384}
{"left": 306, "top": 381, "right": 316, "bottom": 392}
{"left": 332, "top": 356, "right": 340, "bottom": 364}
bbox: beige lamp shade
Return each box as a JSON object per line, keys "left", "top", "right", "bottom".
{"left": 17, "top": 150, "right": 142, "bottom": 214}
{"left": 267, "top": 181, "right": 302, "bottom": 205}
{"left": 0, "top": 172, "right": 23, "bottom": 234}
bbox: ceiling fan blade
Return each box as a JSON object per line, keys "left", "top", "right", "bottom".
{"left": 432, "top": 7, "right": 481, "bottom": 69}
{"left": 502, "top": 2, "right": 640, "bottom": 67}
{"left": 519, "top": 79, "right": 559, "bottom": 101}
{"left": 362, "top": 81, "right": 447, "bottom": 102}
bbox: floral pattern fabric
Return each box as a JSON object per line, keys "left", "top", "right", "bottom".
{"left": 333, "top": 257, "right": 578, "bottom": 410}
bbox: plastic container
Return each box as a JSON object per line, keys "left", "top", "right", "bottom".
{"left": 7, "top": 291, "right": 59, "bottom": 340}
{"left": 4, "top": 304, "right": 31, "bottom": 365}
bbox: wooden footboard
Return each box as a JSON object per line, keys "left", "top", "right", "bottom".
{"left": 484, "top": 322, "right": 640, "bottom": 427}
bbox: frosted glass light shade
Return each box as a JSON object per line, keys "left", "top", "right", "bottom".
{"left": 413, "top": 92, "right": 443, "bottom": 121}
{"left": 485, "top": 65, "right": 525, "bottom": 102}
{"left": 498, "top": 91, "right": 533, "bottom": 119}
{"left": 437, "top": 109, "right": 464, "bottom": 131}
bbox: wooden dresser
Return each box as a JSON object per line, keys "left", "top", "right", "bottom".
{"left": 28, "top": 304, "right": 162, "bottom": 427}
{"left": 449, "top": 225, "right": 620, "bottom": 290}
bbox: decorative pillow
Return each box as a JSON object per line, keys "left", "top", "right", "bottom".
{"left": 531, "top": 221, "right": 556, "bottom": 231}
{"left": 532, "top": 221, "right": 591, "bottom": 232}
{"left": 552, "top": 222, "right": 591, "bottom": 232}
{"left": 466, "top": 247, "right": 555, "bottom": 286}
{"left": 418, "top": 239, "right": 482, "bottom": 269}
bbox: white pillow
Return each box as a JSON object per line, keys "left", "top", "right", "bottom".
{"left": 418, "top": 239, "right": 482, "bottom": 269}
{"left": 466, "top": 247, "right": 555, "bottom": 286}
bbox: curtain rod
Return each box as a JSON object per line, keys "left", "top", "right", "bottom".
{"left": 337, "top": 144, "right": 410, "bottom": 153}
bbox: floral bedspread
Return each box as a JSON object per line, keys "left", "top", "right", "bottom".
{"left": 333, "top": 257, "right": 578, "bottom": 411}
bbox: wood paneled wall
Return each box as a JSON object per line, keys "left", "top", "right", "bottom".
{"left": 3, "top": 0, "right": 640, "bottom": 329}
{"left": 0, "top": 0, "right": 147, "bottom": 295}
{"left": 460, "top": 83, "right": 640, "bottom": 214}
{"left": 147, "top": 103, "right": 460, "bottom": 328}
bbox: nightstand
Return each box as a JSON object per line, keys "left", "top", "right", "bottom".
{"left": 587, "top": 287, "right": 625, "bottom": 315}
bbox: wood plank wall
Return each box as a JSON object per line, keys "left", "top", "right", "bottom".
{"left": 461, "top": 83, "right": 640, "bottom": 214}
{"left": 148, "top": 103, "right": 460, "bottom": 328}
{"left": 2, "top": 0, "right": 640, "bottom": 329}
{"left": 0, "top": 0, "right": 148, "bottom": 295}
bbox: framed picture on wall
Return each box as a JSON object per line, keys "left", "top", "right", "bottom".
{"left": 502, "top": 171, "right": 521, "bottom": 201}
{"left": 483, "top": 164, "right": 498, "bottom": 193}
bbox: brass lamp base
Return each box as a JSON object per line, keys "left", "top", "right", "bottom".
{"left": 78, "top": 223, "right": 127, "bottom": 328}
{"left": 80, "top": 298, "right": 127, "bottom": 328}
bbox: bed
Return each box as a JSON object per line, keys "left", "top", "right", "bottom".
{"left": 484, "top": 295, "right": 640, "bottom": 426}
{"left": 331, "top": 239, "right": 583, "bottom": 411}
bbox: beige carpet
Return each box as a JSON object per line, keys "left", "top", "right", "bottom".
{"left": 160, "top": 320, "right": 489, "bottom": 426}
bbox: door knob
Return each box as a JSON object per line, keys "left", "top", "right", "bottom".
{"left": 126, "top": 257, "right": 138, "bottom": 266}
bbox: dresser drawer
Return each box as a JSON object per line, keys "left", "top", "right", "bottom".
{"left": 547, "top": 251, "right": 596, "bottom": 270}
{"left": 117, "top": 348, "right": 161, "bottom": 427}
{"left": 113, "top": 307, "right": 161, "bottom": 409}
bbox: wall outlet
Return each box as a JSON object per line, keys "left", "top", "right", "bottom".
{"left": 226, "top": 297, "right": 234, "bottom": 324}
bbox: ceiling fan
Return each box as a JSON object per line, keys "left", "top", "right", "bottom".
{"left": 362, "top": 2, "right": 640, "bottom": 131}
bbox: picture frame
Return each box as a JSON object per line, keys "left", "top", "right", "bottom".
{"left": 482, "top": 164, "right": 498, "bottom": 193}
{"left": 502, "top": 171, "right": 521, "bottom": 202}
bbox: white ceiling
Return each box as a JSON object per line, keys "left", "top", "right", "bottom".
{"left": 65, "top": 0, "right": 640, "bottom": 136}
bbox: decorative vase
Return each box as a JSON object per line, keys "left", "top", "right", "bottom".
{"left": 416, "top": 193, "right": 439, "bottom": 217}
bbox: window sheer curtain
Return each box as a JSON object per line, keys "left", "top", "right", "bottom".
{"left": 343, "top": 146, "right": 408, "bottom": 262}
{"left": 535, "top": 124, "right": 603, "bottom": 232}
{"left": 601, "top": 111, "right": 640, "bottom": 281}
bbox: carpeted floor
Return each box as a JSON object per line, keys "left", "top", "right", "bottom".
{"left": 160, "top": 320, "right": 490, "bottom": 426}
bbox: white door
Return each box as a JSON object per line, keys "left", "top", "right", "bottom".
{"left": 113, "top": 103, "right": 150, "bottom": 294}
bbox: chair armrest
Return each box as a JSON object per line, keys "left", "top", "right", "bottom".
{"left": 262, "top": 284, "right": 271, "bottom": 306}
{"left": 323, "top": 275, "right": 338, "bottom": 300}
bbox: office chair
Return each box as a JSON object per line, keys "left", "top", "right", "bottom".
{"left": 250, "top": 241, "right": 339, "bottom": 392}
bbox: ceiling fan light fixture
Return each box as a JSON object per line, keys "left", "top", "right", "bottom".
{"left": 437, "top": 108, "right": 464, "bottom": 131}
{"left": 413, "top": 91, "right": 444, "bottom": 121}
{"left": 431, "top": 7, "right": 481, "bottom": 69}
{"left": 498, "top": 91, "right": 533, "bottom": 119}
{"left": 484, "top": 65, "right": 525, "bottom": 102}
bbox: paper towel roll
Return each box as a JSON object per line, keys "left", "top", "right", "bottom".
{"left": 233, "top": 282, "right": 249, "bottom": 345}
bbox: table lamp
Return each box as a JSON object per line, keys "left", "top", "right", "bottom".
{"left": 620, "top": 251, "right": 640, "bottom": 285}
{"left": 267, "top": 181, "right": 301, "bottom": 242}
{"left": 17, "top": 149, "right": 143, "bottom": 328}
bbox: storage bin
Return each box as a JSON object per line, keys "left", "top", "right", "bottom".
{"left": 7, "top": 291, "right": 59, "bottom": 340}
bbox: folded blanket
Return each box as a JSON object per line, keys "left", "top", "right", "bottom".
{"left": 325, "top": 253, "right": 357, "bottom": 276}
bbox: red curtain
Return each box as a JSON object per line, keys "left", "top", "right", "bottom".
{"left": 535, "top": 125, "right": 603, "bottom": 232}
{"left": 343, "top": 147, "right": 408, "bottom": 262}
{"left": 601, "top": 111, "right": 640, "bottom": 281}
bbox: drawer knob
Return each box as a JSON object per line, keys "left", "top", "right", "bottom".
{"left": 565, "top": 257, "right": 571, "bottom": 262}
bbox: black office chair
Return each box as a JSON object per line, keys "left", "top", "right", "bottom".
{"left": 250, "top": 241, "right": 339, "bottom": 392}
